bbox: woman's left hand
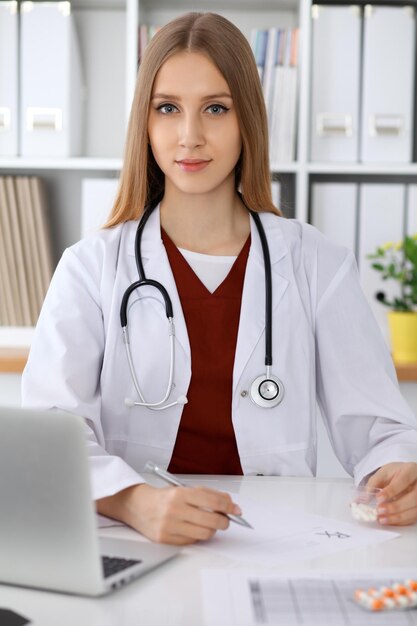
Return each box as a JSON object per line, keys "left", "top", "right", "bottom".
{"left": 366, "top": 462, "right": 417, "bottom": 526}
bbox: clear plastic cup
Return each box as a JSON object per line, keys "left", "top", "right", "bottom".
{"left": 350, "top": 486, "right": 383, "bottom": 523}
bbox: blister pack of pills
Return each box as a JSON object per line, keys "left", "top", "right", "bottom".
{"left": 354, "top": 579, "right": 417, "bottom": 611}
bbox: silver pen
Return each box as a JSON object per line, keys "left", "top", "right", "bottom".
{"left": 144, "top": 461, "right": 253, "bottom": 529}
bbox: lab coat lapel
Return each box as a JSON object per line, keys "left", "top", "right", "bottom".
{"left": 233, "top": 213, "right": 289, "bottom": 390}
{"left": 127, "top": 205, "right": 191, "bottom": 362}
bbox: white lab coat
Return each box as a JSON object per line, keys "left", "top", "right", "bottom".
{"left": 22, "top": 206, "right": 417, "bottom": 500}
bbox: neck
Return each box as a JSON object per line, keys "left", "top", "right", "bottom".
{"left": 159, "top": 179, "right": 250, "bottom": 255}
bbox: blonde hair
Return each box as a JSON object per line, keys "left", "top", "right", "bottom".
{"left": 105, "top": 12, "right": 281, "bottom": 228}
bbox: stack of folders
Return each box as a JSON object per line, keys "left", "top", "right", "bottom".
{"left": 0, "top": 1, "right": 84, "bottom": 158}
{"left": 311, "top": 181, "right": 417, "bottom": 342}
{"left": 310, "top": 5, "right": 416, "bottom": 163}
{"left": 0, "top": 177, "right": 53, "bottom": 326}
{"left": 0, "top": 1, "right": 18, "bottom": 157}
{"left": 251, "top": 28, "right": 299, "bottom": 163}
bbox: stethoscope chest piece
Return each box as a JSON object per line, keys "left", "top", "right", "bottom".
{"left": 250, "top": 374, "right": 284, "bottom": 408}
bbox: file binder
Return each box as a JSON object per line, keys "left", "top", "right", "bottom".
{"left": 20, "top": 176, "right": 45, "bottom": 312}
{"left": 0, "top": 176, "right": 53, "bottom": 326}
{"left": 251, "top": 29, "right": 268, "bottom": 83}
{"left": 30, "top": 177, "right": 53, "bottom": 296}
{"left": 310, "top": 5, "right": 361, "bottom": 162}
{"left": 269, "top": 29, "right": 298, "bottom": 163}
{"left": 81, "top": 178, "right": 119, "bottom": 238}
{"left": 262, "top": 28, "right": 279, "bottom": 125}
{"left": 358, "top": 184, "right": 405, "bottom": 343}
{"left": 0, "top": 1, "right": 18, "bottom": 156}
{"left": 20, "top": 1, "right": 85, "bottom": 157}
{"left": 0, "top": 177, "right": 32, "bottom": 325}
{"left": 311, "top": 183, "right": 357, "bottom": 253}
{"left": 360, "top": 6, "right": 415, "bottom": 163}
{"left": 13, "top": 176, "right": 39, "bottom": 323}
{"left": 0, "top": 178, "right": 17, "bottom": 324}
{"left": 271, "top": 180, "right": 281, "bottom": 211}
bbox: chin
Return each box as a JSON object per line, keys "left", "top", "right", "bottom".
{"left": 168, "top": 177, "right": 224, "bottom": 195}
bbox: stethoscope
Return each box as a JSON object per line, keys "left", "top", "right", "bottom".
{"left": 120, "top": 194, "right": 285, "bottom": 411}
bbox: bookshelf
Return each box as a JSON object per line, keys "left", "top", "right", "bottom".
{"left": 1, "top": 0, "right": 417, "bottom": 355}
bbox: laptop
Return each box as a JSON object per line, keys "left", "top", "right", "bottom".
{"left": 0, "top": 406, "right": 179, "bottom": 596}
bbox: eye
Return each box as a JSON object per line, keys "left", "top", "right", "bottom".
{"left": 206, "top": 104, "right": 229, "bottom": 115}
{"left": 156, "top": 103, "right": 178, "bottom": 115}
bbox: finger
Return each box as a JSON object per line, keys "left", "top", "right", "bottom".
{"left": 378, "top": 468, "right": 417, "bottom": 504}
{"left": 159, "top": 488, "right": 229, "bottom": 531}
{"left": 378, "top": 504, "right": 417, "bottom": 526}
{"left": 167, "top": 488, "right": 230, "bottom": 530}
{"left": 377, "top": 485, "right": 417, "bottom": 513}
{"left": 183, "top": 487, "right": 242, "bottom": 516}
{"left": 151, "top": 513, "right": 217, "bottom": 545}
{"left": 184, "top": 505, "right": 230, "bottom": 531}
{"left": 156, "top": 532, "right": 198, "bottom": 546}
{"left": 377, "top": 486, "right": 417, "bottom": 518}
{"left": 171, "top": 519, "right": 217, "bottom": 542}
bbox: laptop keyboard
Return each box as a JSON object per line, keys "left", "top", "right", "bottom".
{"left": 102, "top": 556, "right": 142, "bottom": 578}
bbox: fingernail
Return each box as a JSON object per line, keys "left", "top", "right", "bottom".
{"left": 379, "top": 517, "right": 388, "bottom": 525}
{"left": 232, "top": 504, "right": 242, "bottom": 516}
{"left": 377, "top": 507, "right": 387, "bottom": 515}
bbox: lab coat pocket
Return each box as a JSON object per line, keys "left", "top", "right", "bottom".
{"left": 239, "top": 444, "right": 316, "bottom": 477}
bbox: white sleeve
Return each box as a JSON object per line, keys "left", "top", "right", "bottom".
{"left": 21, "top": 245, "right": 144, "bottom": 500}
{"left": 315, "top": 250, "right": 417, "bottom": 485}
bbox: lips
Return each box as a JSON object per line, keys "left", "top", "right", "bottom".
{"left": 176, "top": 159, "right": 211, "bottom": 172}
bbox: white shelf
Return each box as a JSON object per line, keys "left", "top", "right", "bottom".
{"left": 0, "top": 157, "right": 123, "bottom": 171}
{"left": 72, "top": 0, "right": 125, "bottom": 9}
{"left": 0, "top": 327, "right": 34, "bottom": 348}
{"left": 140, "top": 0, "right": 299, "bottom": 9}
{"left": 308, "top": 162, "right": 417, "bottom": 175}
{"left": 270, "top": 162, "right": 300, "bottom": 173}
{"left": 4, "top": 159, "right": 417, "bottom": 176}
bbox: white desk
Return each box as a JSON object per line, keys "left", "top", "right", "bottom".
{"left": 1, "top": 476, "right": 416, "bottom": 625}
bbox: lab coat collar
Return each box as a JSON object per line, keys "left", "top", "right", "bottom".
{"left": 125, "top": 204, "right": 290, "bottom": 376}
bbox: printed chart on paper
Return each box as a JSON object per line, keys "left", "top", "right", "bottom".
{"left": 202, "top": 571, "right": 417, "bottom": 626}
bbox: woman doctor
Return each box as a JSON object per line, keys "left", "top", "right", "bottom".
{"left": 22, "top": 12, "right": 417, "bottom": 544}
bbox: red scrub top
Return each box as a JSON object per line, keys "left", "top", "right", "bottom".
{"left": 162, "top": 228, "right": 250, "bottom": 475}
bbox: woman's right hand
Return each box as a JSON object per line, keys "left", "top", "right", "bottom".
{"left": 97, "top": 483, "right": 242, "bottom": 545}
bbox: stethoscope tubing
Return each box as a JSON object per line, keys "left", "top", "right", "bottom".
{"left": 249, "top": 210, "right": 273, "bottom": 367}
{"left": 120, "top": 194, "right": 284, "bottom": 410}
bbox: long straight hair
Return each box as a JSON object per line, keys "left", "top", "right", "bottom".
{"left": 105, "top": 12, "right": 282, "bottom": 228}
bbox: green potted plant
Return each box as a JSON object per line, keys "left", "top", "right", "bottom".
{"left": 367, "top": 234, "right": 417, "bottom": 363}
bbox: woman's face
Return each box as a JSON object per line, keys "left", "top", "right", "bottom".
{"left": 148, "top": 51, "right": 242, "bottom": 197}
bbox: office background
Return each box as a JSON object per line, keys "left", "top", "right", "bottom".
{"left": 0, "top": 0, "right": 417, "bottom": 478}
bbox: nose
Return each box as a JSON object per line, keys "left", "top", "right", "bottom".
{"left": 178, "top": 112, "right": 206, "bottom": 149}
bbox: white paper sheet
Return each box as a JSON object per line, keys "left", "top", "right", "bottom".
{"left": 194, "top": 494, "right": 399, "bottom": 565}
{"left": 96, "top": 514, "right": 125, "bottom": 528}
{"left": 202, "top": 569, "right": 417, "bottom": 626}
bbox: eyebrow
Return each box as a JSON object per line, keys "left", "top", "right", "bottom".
{"left": 151, "top": 92, "right": 233, "bottom": 101}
